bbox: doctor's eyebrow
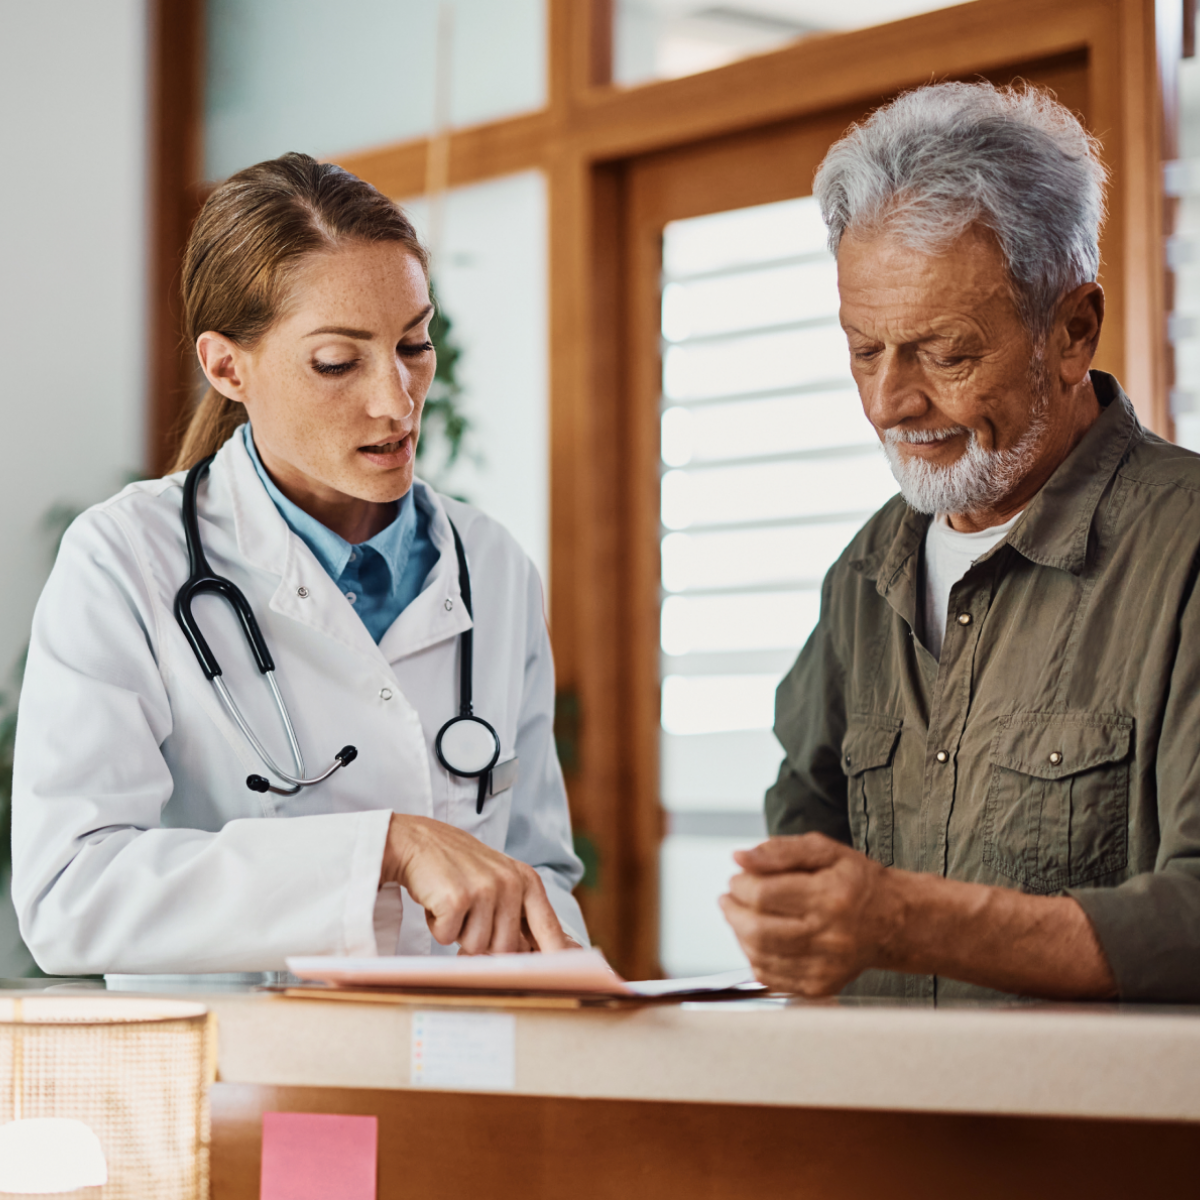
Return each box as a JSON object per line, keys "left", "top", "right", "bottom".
{"left": 305, "top": 306, "right": 434, "bottom": 340}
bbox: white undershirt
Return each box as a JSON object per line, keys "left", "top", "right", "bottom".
{"left": 922, "top": 510, "right": 1023, "bottom": 660}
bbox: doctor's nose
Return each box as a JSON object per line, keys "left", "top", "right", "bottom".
{"left": 367, "top": 363, "right": 418, "bottom": 421}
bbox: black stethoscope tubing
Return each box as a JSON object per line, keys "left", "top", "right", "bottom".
{"left": 175, "top": 453, "right": 498, "bottom": 809}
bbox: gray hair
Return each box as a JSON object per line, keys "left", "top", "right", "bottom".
{"left": 813, "top": 82, "right": 1108, "bottom": 340}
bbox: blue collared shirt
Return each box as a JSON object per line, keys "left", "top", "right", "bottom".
{"left": 243, "top": 424, "right": 440, "bottom": 643}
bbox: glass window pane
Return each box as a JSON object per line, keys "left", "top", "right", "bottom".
{"left": 662, "top": 258, "right": 839, "bottom": 342}
{"left": 615, "top": 1, "right": 968, "bottom": 89}
{"left": 663, "top": 323, "right": 850, "bottom": 401}
{"left": 661, "top": 673, "right": 780, "bottom": 734}
{"left": 660, "top": 837, "right": 756, "bottom": 977}
{"left": 661, "top": 390, "right": 875, "bottom": 467}
{"left": 662, "top": 520, "right": 864, "bottom": 592}
{"left": 662, "top": 197, "right": 828, "bottom": 277}
{"left": 656, "top": 194, "right": 885, "bottom": 977}
{"left": 661, "top": 730, "right": 785, "bottom": 810}
{"left": 206, "top": 0, "right": 545, "bottom": 180}
{"left": 662, "top": 453, "right": 897, "bottom": 530}
{"left": 1169, "top": 56, "right": 1200, "bottom": 450}
{"left": 662, "top": 591, "right": 819, "bottom": 656}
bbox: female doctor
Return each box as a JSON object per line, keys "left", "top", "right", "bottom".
{"left": 11, "top": 152, "right": 586, "bottom": 975}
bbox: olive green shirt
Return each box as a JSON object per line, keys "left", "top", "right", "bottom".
{"left": 767, "top": 372, "right": 1200, "bottom": 1003}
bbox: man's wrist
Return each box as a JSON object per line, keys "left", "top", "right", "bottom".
{"left": 868, "top": 865, "right": 916, "bottom": 973}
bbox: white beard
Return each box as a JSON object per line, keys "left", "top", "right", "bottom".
{"left": 881, "top": 364, "right": 1051, "bottom": 516}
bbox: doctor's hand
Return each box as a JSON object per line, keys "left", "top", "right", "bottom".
{"left": 380, "top": 814, "right": 571, "bottom": 955}
{"left": 718, "top": 834, "right": 895, "bottom": 997}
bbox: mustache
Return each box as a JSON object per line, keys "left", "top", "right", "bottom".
{"left": 884, "top": 425, "right": 971, "bottom": 446}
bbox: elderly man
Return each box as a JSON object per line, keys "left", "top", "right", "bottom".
{"left": 720, "top": 81, "right": 1200, "bottom": 1003}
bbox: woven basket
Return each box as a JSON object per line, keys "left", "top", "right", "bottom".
{"left": 0, "top": 996, "right": 215, "bottom": 1199}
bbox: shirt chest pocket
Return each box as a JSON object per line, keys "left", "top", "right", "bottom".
{"left": 983, "top": 712, "right": 1132, "bottom": 893}
{"left": 841, "top": 716, "right": 902, "bottom": 867}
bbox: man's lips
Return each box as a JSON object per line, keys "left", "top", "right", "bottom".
{"left": 885, "top": 426, "right": 971, "bottom": 457}
{"left": 360, "top": 437, "right": 408, "bottom": 454}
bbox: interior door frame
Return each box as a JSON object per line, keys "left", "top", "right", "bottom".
{"left": 587, "top": 14, "right": 1172, "bottom": 979}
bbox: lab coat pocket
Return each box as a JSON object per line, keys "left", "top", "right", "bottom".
{"left": 452, "top": 762, "right": 517, "bottom": 851}
{"left": 840, "top": 716, "right": 902, "bottom": 867}
{"left": 984, "top": 711, "right": 1132, "bottom": 892}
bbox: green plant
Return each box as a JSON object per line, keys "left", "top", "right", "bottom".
{"left": 417, "top": 300, "right": 475, "bottom": 491}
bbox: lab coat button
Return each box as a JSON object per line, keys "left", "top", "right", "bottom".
{"left": 935, "top": 750, "right": 949, "bottom": 763}
{"left": 379, "top": 688, "right": 393, "bottom": 701}
{"left": 296, "top": 586, "right": 309, "bottom": 599}
{"left": 445, "top": 599, "right": 453, "bottom": 611}
{"left": 957, "top": 612, "right": 972, "bottom": 626}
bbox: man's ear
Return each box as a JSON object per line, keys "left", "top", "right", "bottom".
{"left": 196, "top": 331, "right": 249, "bottom": 403}
{"left": 1054, "top": 282, "right": 1104, "bottom": 387}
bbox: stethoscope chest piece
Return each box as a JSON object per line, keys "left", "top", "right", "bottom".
{"left": 435, "top": 716, "right": 500, "bottom": 777}
{"left": 437, "top": 522, "right": 502, "bottom": 814}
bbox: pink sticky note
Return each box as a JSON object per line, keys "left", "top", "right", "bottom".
{"left": 260, "top": 1111, "right": 378, "bottom": 1200}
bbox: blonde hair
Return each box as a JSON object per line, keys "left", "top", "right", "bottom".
{"left": 170, "top": 152, "right": 428, "bottom": 473}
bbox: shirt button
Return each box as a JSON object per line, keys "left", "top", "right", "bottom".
{"left": 296, "top": 586, "right": 309, "bottom": 599}
{"left": 379, "top": 687, "right": 393, "bottom": 701}
{"left": 957, "top": 612, "right": 972, "bottom": 626}
{"left": 349, "top": 552, "right": 358, "bottom": 563}
{"left": 1049, "top": 751, "right": 1063, "bottom": 766}
{"left": 345, "top": 591, "right": 357, "bottom": 604}
{"left": 935, "top": 750, "right": 949, "bottom": 763}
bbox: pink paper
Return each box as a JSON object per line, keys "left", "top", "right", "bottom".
{"left": 260, "top": 1112, "right": 377, "bottom": 1200}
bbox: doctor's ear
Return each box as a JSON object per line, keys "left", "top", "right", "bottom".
{"left": 196, "top": 331, "right": 249, "bottom": 404}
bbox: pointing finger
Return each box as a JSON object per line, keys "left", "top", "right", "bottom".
{"left": 521, "top": 873, "right": 569, "bottom": 953}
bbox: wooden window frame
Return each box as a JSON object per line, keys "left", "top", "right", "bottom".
{"left": 153, "top": 0, "right": 1181, "bottom": 978}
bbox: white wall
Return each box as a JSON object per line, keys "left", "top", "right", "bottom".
{"left": 205, "top": 0, "right": 545, "bottom": 181}
{"left": 0, "top": 0, "right": 149, "bottom": 974}
{"left": 0, "top": 0, "right": 148, "bottom": 699}
{"left": 404, "top": 173, "right": 550, "bottom": 587}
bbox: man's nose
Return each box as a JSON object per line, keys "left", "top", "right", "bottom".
{"left": 863, "top": 346, "right": 928, "bottom": 432}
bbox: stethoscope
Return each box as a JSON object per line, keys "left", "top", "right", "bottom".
{"left": 174, "top": 453, "right": 502, "bottom": 810}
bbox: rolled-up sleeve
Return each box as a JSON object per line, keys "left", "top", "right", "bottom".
{"left": 1069, "top": 566, "right": 1200, "bottom": 1002}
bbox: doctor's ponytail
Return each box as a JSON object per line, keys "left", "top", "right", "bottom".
{"left": 170, "top": 152, "right": 429, "bottom": 474}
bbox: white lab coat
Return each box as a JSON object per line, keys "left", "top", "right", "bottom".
{"left": 11, "top": 431, "right": 586, "bottom": 975}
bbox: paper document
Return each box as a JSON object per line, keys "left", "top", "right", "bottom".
{"left": 287, "top": 949, "right": 763, "bottom": 997}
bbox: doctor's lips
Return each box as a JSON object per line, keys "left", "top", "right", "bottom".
{"left": 358, "top": 434, "right": 414, "bottom": 466}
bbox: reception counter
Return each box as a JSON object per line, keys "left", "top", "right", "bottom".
{"left": 13, "top": 981, "right": 1200, "bottom": 1197}
{"left": 164, "top": 988, "right": 1200, "bottom": 1197}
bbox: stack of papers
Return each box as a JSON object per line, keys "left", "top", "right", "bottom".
{"left": 286, "top": 949, "right": 762, "bottom": 999}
